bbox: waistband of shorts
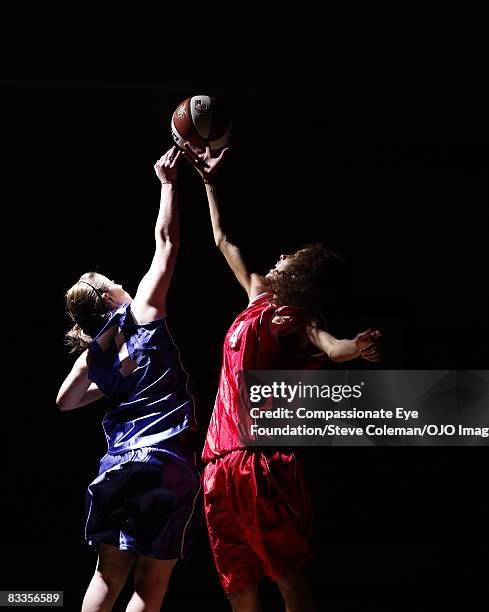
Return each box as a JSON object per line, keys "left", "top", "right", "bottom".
{"left": 106, "top": 445, "right": 197, "bottom": 466}
{"left": 204, "top": 446, "right": 299, "bottom": 464}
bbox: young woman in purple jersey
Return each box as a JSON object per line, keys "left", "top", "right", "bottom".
{"left": 57, "top": 147, "right": 202, "bottom": 612}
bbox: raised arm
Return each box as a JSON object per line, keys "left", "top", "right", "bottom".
{"left": 131, "top": 147, "right": 182, "bottom": 323}
{"left": 182, "top": 143, "right": 265, "bottom": 299}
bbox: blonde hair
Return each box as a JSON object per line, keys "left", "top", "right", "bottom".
{"left": 64, "top": 272, "right": 111, "bottom": 353}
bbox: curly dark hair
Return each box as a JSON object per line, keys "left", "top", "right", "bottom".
{"left": 264, "top": 243, "right": 350, "bottom": 314}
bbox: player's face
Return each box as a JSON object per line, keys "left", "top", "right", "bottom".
{"left": 96, "top": 274, "right": 133, "bottom": 304}
{"left": 266, "top": 249, "right": 307, "bottom": 278}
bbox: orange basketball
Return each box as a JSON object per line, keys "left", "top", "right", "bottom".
{"left": 170, "top": 95, "right": 232, "bottom": 151}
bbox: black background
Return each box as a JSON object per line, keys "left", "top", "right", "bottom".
{"left": 2, "top": 2, "right": 488, "bottom": 611}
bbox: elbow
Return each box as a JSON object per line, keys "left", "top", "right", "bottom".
{"left": 155, "top": 233, "right": 180, "bottom": 249}
{"left": 326, "top": 344, "right": 348, "bottom": 363}
{"left": 56, "top": 397, "right": 69, "bottom": 411}
{"left": 56, "top": 393, "right": 75, "bottom": 411}
{"left": 329, "top": 354, "right": 348, "bottom": 363}
{"left": 327, "top": 349, "right": 342, "bottom": 363}
{"left": 214, "top": 233, "right": 226, "bottom": 249}
{"left": 327, "top": 345, "right": 361, "bottom": 363}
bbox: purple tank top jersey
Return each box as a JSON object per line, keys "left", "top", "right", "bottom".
{"left": 88, "top": 304, "right": 196, "bottom": 457}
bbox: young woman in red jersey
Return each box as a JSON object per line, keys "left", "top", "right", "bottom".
{"left": 182, "top": 143, "right": 381, "bottom": 612}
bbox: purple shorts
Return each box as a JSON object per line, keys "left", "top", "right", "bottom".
{"left": 84, "top": 447, "right": 202, "bottom": 560}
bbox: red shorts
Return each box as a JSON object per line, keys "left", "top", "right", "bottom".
{"left": 203, "top": 449, "right": 313, "bottom": 593}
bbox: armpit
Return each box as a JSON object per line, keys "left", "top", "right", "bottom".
{"left": 271, "top": 314, "right": 293, "bottom": 326}
{"left": 271, "top": 315, "right": 308, "bottom": 352}
{"left": 271, "top": 313, "right": 324, "bottom": 355}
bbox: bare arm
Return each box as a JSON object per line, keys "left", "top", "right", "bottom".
{"left": 131, "top": 147, "right": 181, "bottom": 323}
{"left": 205, "top": 182, "right": 265, "bottom": 298}
{"left": 183, "top": 143, "right": 266, "bottom": 300}
{"left": 307, "top": 323, "right": 382, "bottom": 363}
{"left": 56, "top": 351, "right": 105, "bottom": 411}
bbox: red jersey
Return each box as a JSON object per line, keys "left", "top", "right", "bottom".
{"left": 202, "top": 292, "right": 326, "bottom": 462}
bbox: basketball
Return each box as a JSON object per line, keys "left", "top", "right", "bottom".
{"left": 170, "top": 95, "right": 232, "bottom": 151}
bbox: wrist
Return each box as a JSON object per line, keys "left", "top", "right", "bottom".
{"left": 357, "top": 345, "right": 367, "bottom": 358}
{"left": 350, "top": 340, "right": 361, "bottom": 357}
{"left": 160, "top": 180, "right": 177, "bottom": 187}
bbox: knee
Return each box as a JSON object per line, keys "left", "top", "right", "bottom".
{"left": 133, "top": 558, "right": 176, "bottom": 595}
{"left": 132, "top": 566, "right": 174, "bottom": 604}
{"left": 133, "top": 574, "right": 169, "bottom": 595}
{"left": 129, "top": 577, "right": 169, "bottom": 612}
{"left": 93, "top": 567, "right": 126, "bottom": 590}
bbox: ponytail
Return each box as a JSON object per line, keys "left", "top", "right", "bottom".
{"left": 64, "top": 323, "right": 93, "bottom": 354}
{"left": 64, "top": 272, "right": 111, "bottom": 353}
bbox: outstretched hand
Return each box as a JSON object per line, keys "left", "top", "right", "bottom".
{"left": 154, "top": 146, "right": 181, "bottom": 184}
{"left": 181, "top": 142, "right": 230, "bottom": 183}
{"left": 354, "top": 328, "right": 382, "bottom": 362}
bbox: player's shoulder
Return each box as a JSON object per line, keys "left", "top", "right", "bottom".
{"left": 268, "top": 305, "right": 325, "bottom": 343}
{"left": 271, "top": 304, "right": 322, "bottom": 324}
{"left": 247, "top": 291, "right": 273, "bottom": 308}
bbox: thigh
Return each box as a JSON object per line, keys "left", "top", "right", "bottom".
{"left": 134, "top": 555, "right": 177, "bottom": 584}
{"left": 96, "top": 542, "right": 136, "bottom": 576}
